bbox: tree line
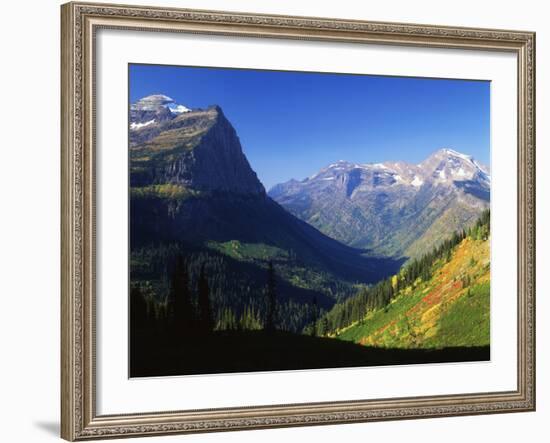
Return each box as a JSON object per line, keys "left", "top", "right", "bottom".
{"left": 131, "top": 257, "right": 281, "bottom": 340}
{"left": 130, "top": 243, "right": 342, "bottom": 333}
{"left": 310, "top": 210, "right": 491, "bottom": 336}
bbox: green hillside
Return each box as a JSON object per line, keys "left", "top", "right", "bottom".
{"left": 316, "top": 211, "right": 490, "bottom": 350}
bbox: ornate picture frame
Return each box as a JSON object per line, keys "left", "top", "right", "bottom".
{"left": 61, "top": 1, "right": 535, "bottom": 440}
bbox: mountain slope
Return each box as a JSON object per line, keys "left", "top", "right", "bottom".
{"left": 129, "top": 96, "right": 404, "bottom": 331}
{"left": 130, "top": 102, "right": 264, "bottom": 195}
{"left": 325, "top": 217, "right": 490, "bottom": 350}
{"left": 269, "top": 149, "right": 490, "bottom": 259}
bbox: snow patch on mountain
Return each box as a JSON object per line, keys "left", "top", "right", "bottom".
{"left": 130, "top": 119, "right": 155, "bottom": 130}
{"left": 394, "top": 174, "right": 405, "bottom": 183}
{"left": 166, "top": 103, "right": 191, "bottom": 114}
{"left": 443, "top": 148, "right": 473, "bottom": 162}
{"left": 454, "top": 168, "right": 467, "bottom": 177}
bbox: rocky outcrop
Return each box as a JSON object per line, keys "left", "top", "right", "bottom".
{"left": 161, "top": 107, "right": 265, "bottom": 195}
{"left": 130, "top": 104, "right": 264, "bottom": 196}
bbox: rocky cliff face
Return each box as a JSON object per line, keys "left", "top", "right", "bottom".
{"left": 269, "top": 149, "right": 490, "bottom": 258}
{"left": 165, "top": 107, "right": 265, "bottom": 195}
{"left": 130, "top": 99, "right": 264, "bottom": 196}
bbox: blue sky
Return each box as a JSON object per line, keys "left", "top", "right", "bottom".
{"left": 129, "top": 64, "right": 490, "bottom": 190}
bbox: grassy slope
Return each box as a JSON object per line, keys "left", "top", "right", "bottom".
{"left": 336, "top": 236, "right": 490, "bottom": 349}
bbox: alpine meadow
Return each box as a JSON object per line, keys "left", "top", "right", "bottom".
{"left": 128, "top": 65, "right": 491, "bottom": 377}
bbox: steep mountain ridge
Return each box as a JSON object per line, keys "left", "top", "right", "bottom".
{"left": 130, "top": 103, "right": 265, "bottom": 195}
{"left": 269, "top": 149, "right": 490, "bottom": 258}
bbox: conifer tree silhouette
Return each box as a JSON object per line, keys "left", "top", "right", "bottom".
{"left": 170, "top": 255, "right": 193, "bottom": 338}
{"left": 265, "top": 261, "right": 277, "bottom": 332}
{"left": 198, "top": 263, "right": 213, "bottom": 334}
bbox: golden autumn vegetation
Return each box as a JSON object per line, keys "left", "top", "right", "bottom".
{"left": 336, "top": 235, "right": 490, "bottom": 349}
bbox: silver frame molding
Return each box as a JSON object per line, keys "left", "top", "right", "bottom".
{"left": 61, "top": 2, "right": 536, "bottom": 440}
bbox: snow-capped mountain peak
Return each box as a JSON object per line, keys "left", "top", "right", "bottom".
{"left": 442, "top": 148, "right": 472, "bottom": 160}
{"left": 131, "top": 94, "right": 175, "bottom": 112}
{"left": 130, "top": 94, "right": 192, "bottom": 125}
{"left": 166, "top": 103, "right": 191, "bottom": 114}
{"left": 419, "top": 148, "right": 489, "bottom": 184}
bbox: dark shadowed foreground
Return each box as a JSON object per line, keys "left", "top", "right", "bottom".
{"left": 130, "top": 330, "right": 489, "bottom": 377}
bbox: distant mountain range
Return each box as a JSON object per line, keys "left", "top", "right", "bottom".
{"left": 269, "top": 149, "right": 490, "bottom": 258}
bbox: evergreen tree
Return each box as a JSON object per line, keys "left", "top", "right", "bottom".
{"left": 239, "top": 305, "right": 262, "bottom": 330}
{"left": 265, "top": 261, "right": 277, "bottom": 332}
{"left": 130, "top": 286, "right": 148, "bottom": 334}
{"left": 169, "top": 255, "right": 193, "bottom": 338}
{"left": 197, "top": 263, "right": 213, "bottom": 334}
{"left": 217, "top": 307, "right": 238, "bottom": 330}
{"left": 320, "top": 317, "right": 329, "bottom": 336}
{"left": 130, "top": 286, "right": 149, "bottom": 357}
{"left": 310, "top": 296, "right": 318, "bottom": 336}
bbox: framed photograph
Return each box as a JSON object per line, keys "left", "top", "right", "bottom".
{"left": 61, "top": 1, "right": 536, "bottom": 440}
